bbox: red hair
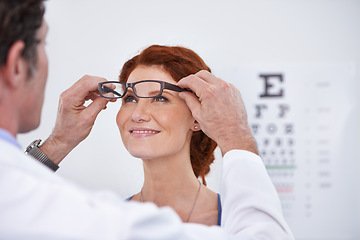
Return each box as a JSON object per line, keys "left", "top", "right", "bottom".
{"left": 119, "top": 45, "right": 217, "bottom": 185}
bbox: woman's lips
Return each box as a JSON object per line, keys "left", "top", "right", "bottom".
{"left": 129, "top": 128, "right": 160, "bottom": 138}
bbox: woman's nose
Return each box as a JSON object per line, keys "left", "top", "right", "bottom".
{"left": 131, "top": 101, "right": 151, "bottom": 123}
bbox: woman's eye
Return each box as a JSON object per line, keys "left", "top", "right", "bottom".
{"left": 153, "top": 96, "right": 168, "bottom": 102}
{"left": 123, "top": 95, "right": 137, "bottom": 103}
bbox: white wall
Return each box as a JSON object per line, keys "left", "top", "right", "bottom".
{"left": 18, "top": 1, "right": 360, "bottom": 239}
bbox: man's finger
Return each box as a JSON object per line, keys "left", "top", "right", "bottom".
{"left": 194, "top": 70, "right": 219, "bottom": 85}
{"left": 67, "top": 76, "right": 107, "bottom": 102}
{"left": 179, "top": 91, "right": 201, "bottom": 120}
{"left": 178, "top": 74, "right": 210, "bottom": 99}
{"left": 86, "top": 92, "right": 101, "bottom": 102}
{"left": 83, "top": 97, "right": 110, "bottom": 119}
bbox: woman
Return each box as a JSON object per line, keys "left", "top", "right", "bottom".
{"left": 100, "top": 45, "right": 220, "bottom": 226}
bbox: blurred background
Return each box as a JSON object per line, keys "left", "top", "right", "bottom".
{"left": 18, "top": 1, "right": 360, "bottom": 239}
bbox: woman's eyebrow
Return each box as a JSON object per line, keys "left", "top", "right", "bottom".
{"left": 148, "top": 90, "right": 161, "bottom": 96}
{"left": 161, "top": 90, "right": 177, "bottom": 96}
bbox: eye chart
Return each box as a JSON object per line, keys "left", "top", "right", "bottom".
{"left": 219, "top": 63, "right": 358, "bottom": 240}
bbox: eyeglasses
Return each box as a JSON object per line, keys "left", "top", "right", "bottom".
{"left": 98, "top": 80, "right": 191, "bottom": 99}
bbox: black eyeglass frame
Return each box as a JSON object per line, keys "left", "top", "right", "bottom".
{"left": 98, "top": 80, "right": 191, "bottom": 99}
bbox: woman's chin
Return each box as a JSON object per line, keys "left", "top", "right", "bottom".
{"left": 128, "top": 149, "right": 156, "bottom": 160}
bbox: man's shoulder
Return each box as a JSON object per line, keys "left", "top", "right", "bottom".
{"left": 0, "top": 138, "right": 63, "bottom": 183}
{"left": 0, "top": 138, "right": 25, "bottom": 165}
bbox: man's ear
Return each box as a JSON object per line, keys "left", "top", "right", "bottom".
{"left": 3, "top": 40, "right": 27, "bottom": 88}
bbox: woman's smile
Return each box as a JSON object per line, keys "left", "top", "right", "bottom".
{"left": 129, "top": 127, "right": 161, "bottom": 138}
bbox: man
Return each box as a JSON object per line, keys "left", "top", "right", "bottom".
{"left": 0, "top": 0, "right": 293, "bottom": 239}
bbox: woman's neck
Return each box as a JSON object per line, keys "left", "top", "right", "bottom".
{"left": 137, "top": 151, "right": 219, "bottom": 226}
{"left": 140, "top": 152, "right": 200, "bottom": 207}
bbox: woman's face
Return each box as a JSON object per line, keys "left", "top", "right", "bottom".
{"left": 116, "top": 65, "right": 195, "bottom": 160}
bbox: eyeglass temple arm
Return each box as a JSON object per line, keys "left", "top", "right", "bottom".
{"left": 164, "top": 82, "right": 193, "bottom": 93}
{"left": 100, "top": 85, "right": 123, "bottom": 97}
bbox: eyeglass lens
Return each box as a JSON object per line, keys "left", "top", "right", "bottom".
{"left": 100, "top": 82, "right": 126, "bottom": 98}
{"left": 133, "top": 81, "right": 162, "bottom": 97}
{"left": 100, "top": 81, "right": 164, "bottom": 98}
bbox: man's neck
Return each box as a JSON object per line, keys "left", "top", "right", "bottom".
{"left": 0, "top": 93, "right": 19, "bottom": 138}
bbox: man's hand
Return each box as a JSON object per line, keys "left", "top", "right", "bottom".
{"left": 40, "top": 75, "right": 115, "bottom": 165}
{"left": 178, "top": 70, "right": 258, "bottom": 156}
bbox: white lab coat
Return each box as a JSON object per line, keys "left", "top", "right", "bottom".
{"left": 0, "top": 138, "right": 294, "bottom": 239}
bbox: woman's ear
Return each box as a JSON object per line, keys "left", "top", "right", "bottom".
{"left": 192, "top": 120, "right": 201, "bottom": 131}
{"left": 3, "top": 40, "right": 27, "bottom": 88}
